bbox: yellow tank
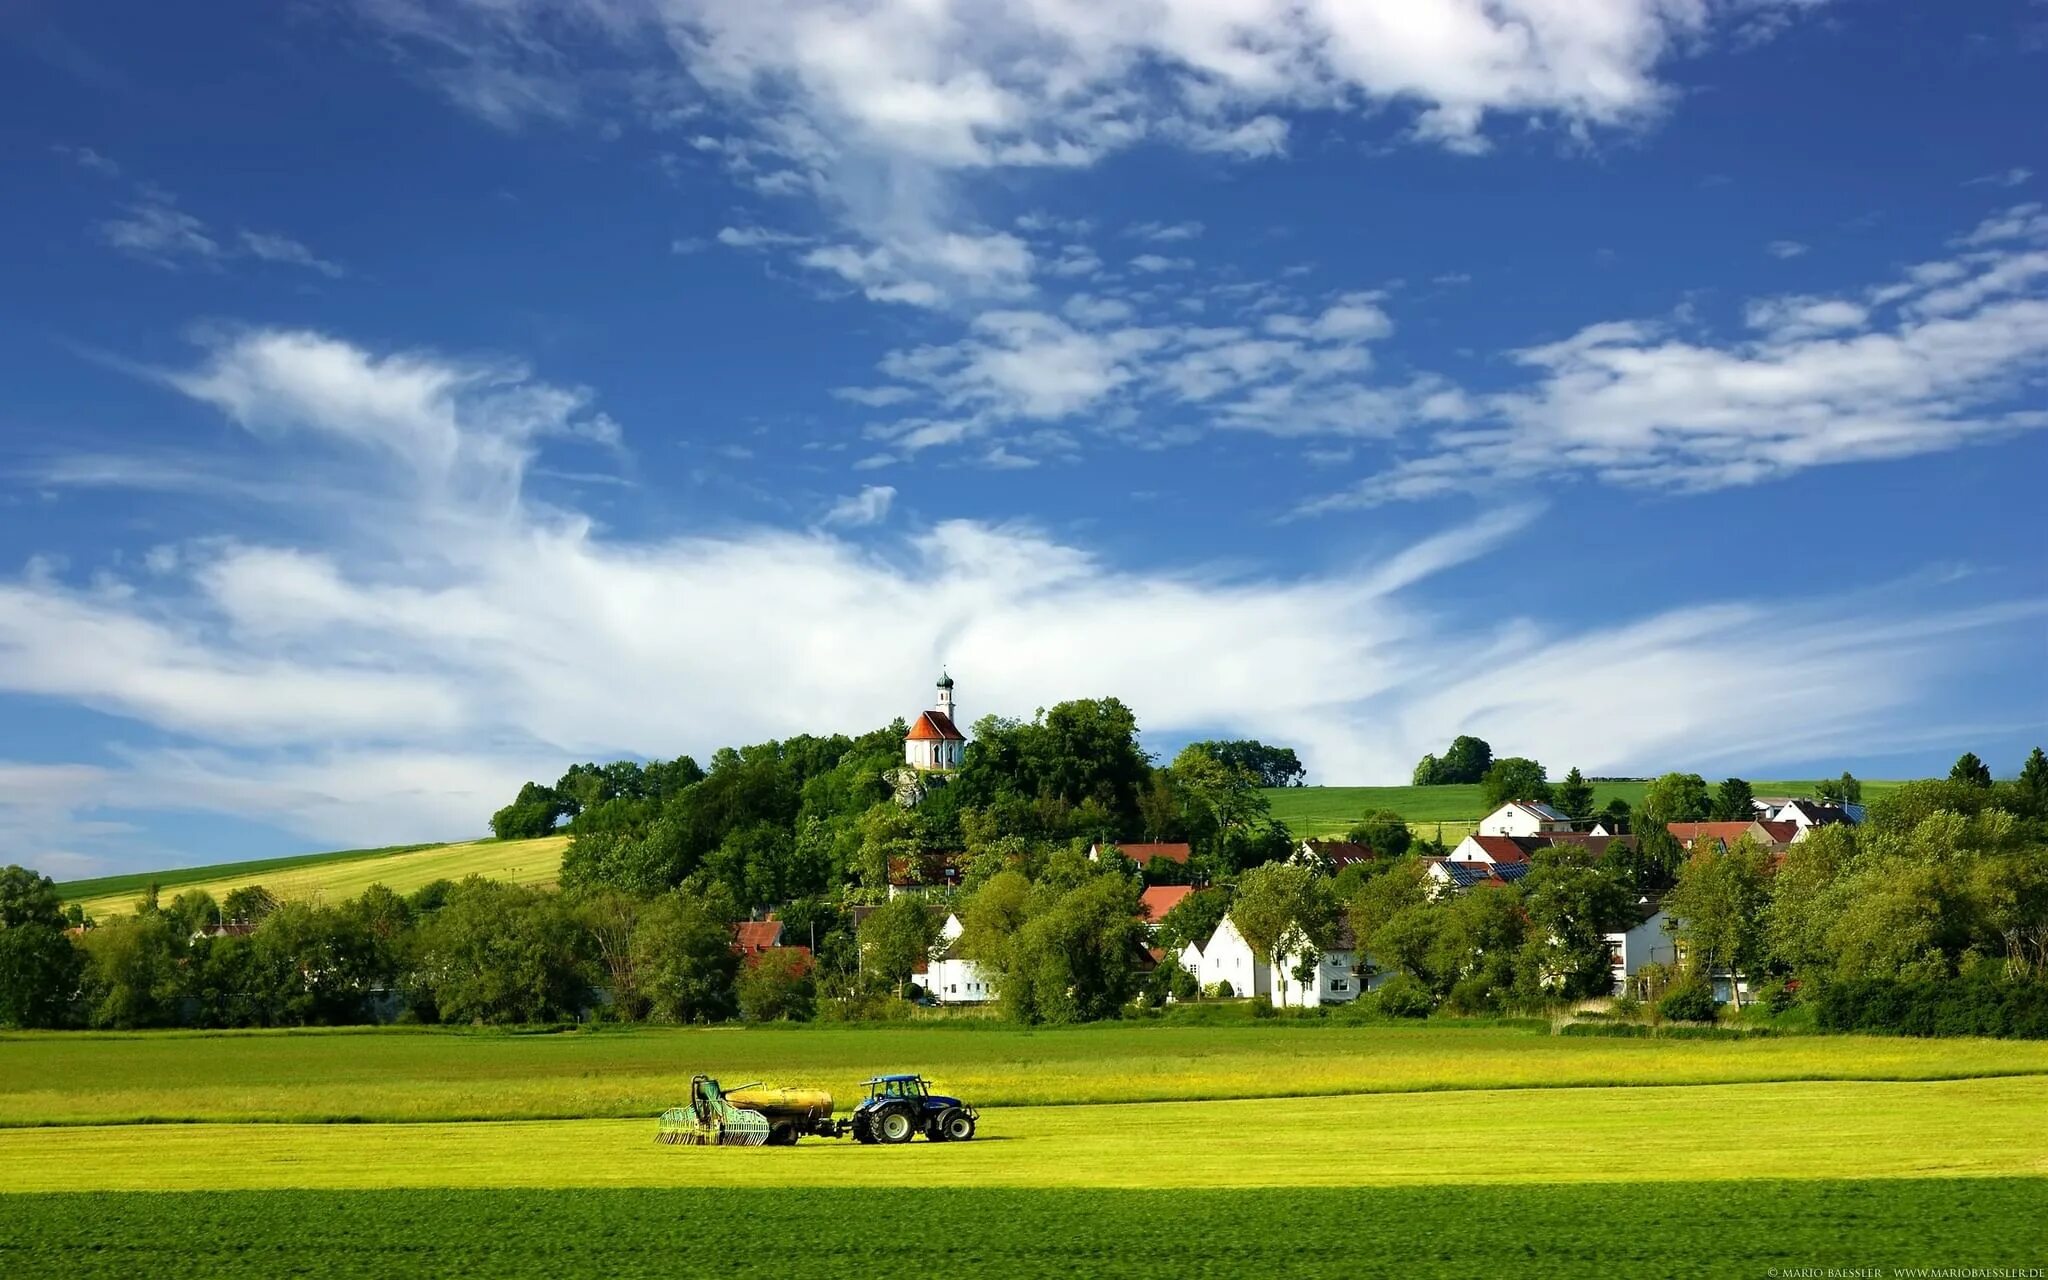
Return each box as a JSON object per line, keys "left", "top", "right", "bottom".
{"left": 724, "top": 1085, "right": 835, "bottom": 1121}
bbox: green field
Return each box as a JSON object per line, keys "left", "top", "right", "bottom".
{"left": 65, "top": 836, "right": 569, "bottom": 919}
{"left": 7, "top": 1021, "right": 2047, "bottom": 1126}
{"left": 2, "top": 1020, "right": 2041, "bottom": 1276}
{"left": 1264, "top": 779, "right": 1896, "bottom": 837}
{"left": 12, "top": 1182, "right": 2042, "bottom": 1280}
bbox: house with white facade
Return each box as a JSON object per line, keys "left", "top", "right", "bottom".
{"left": 1448, "top": 834, "right": 1539, "bottom": 866}
{"left": 1477, "top": 801, "right": 1574, "bottom": 837}
{"left": 1422, "top": 857, "right": 1530, "bottom": 898}
{"left": 925, "top": 913, "right": 993, "bottom": 1005}
{"left": 1290, "top": 839, "right": 1376, "bottom": 876}
{"left": 1193, "top": 914, "right": 1270, "bottom": 999}
{"left": 1603, "top": 901, "right": 1677, "bottom": 996}
{"left": 1271, "top": 924, "right": 1363, "bottom": 1008}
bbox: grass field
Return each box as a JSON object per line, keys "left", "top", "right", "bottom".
{"left": 65, "top": 836, "right": 569, "bottom": 919}
{"left": 2, "top": 1021, "right": 2041, "bottom": 1277}
{"left": 1264, "top": 779, "right": 1898, "bottom": 837}
{"left": 7, "top": 1021, "right": 2047, "bottom": 1126}
{"left": 13, "top": 1182, "right": 2043, "bottom": 1280}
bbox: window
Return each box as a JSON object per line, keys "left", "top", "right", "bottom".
{"left": 1331, "top": 980, "right": 1349, "bottom": 993}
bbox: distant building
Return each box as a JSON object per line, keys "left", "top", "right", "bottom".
{"left": 904, "top": 672, "right": 966, "bottom": 772}
{"left": 1603, "top": 901, "right": 1676, "bottom": 995}
{"left": 1192, "top": 914, "right": 1270, "bottom": 999}
{"left": 1087, "top": 841, "right": 1193, "bottom": 871}
{"left": 1477, "top": 801, "right": 1575, "bottom": 838}
{"left": 1138, "top": 884, "right": 1195, "bottom": 928}
{"left": 1292, "top": 839, "right": 1376, "bottom": 876}
{"left": 1271, "top": 923, "right": 1362, "bottom": 1009}
{"left": 1666, "top": 820, "right": 1798, "bottom": 852}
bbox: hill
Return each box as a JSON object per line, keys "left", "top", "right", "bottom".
{"left": 63, "top": 836, "right": 570, "bottom": 920}
{"left": 1264, "top": 780, "right": 1898, "bottom": 839}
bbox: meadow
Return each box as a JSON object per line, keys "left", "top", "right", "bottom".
{"left": 3, "top": 1021, "right": 2041, "bottom": 1277}
{"left": 13, "top": 1182, "right": 2043, "bottom": 1280}
{"left": 62, "top": 836, "right": 568, "bottom": 920}
{"left": 7, "top": 1020, "right": 2048, "bottom": 1125}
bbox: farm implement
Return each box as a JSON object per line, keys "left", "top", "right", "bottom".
{"left": 658, "top": 1073, "right": 978, "bottom": 1146}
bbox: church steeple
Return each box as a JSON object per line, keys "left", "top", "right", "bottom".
{"left": 935, "top": 670, "right": 956, "bottom": 725}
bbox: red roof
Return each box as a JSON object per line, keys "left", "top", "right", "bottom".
{"left": 1467, "top": 835, "right": 1537, "bottom": 864}
{"left": 731, "top": 920, "right": 783, "bottom": 954}
{"left": 1304, "top": 839, "right": 1376, "bottom": 869}
{"left": 906, "top": 710, "right": 966, "bottom": 742}
{"left": 1667, "top": 821, "right": 1796, "bottom": 849}
{"left": 1138, "top": 885, "right": 1195, "bottom": 922}
{"left": 1758, "top": 820, "right": 1799, "bottom": 845}
{"left": 1105, "top": 842, "right": 1192, "bottom": 866}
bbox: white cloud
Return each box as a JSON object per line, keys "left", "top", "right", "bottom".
{"left": 717, "top": 224, "right": 810, "bottom": 248}
{"left": 1129, "top": 253, "right": 1194, "bottom": 273}
{"left": 351, "top": 0, "right": 1821, "bottom": 305}
{"left": 1126, "top": 220, "right": 1204, "bottom": 243}
{"left": 1967, "top": 167, "right": 2032, "bottom": 189}
{"left": 1766, "top": 239, "right": 1809, "bottom": 259}
{"left": 821, "top": 484, "right": 897, "bottom": 526}
{"left": 1308, "top": 207, "right": 2048, "bottom": 507}
{"left": 100, "top": 200, "right": 222, "bottom": 268}
{"left": 11, "top": 321, "right": 2036, "bottom": 873}
{"left": 239, "top": 230, "right": 347, "bottom": 278}
{"left": 53, "top": 144, "right": 122, "bottom": 177}
{"left": 98, "top": 194, "right": 344, "bottom": 277}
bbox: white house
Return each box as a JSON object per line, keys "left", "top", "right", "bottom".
{"left": 1422, "top": 857, "right": 1529, "bottom": 898}
{"left": 1448, "top": 834, "right": 1538, "bottom": 866}
{"left": 1603, "top": 902, "right": 1677, "bottom": 996}
{"left": 1270, "top": 925, "right": 1362, "bottom": 1008}
{"left": 1477, "top": 801, "right": 1574, "bottom": 837}
{"left": 1766, "top": 798, "right": 1863, "bottom": 833}
{"left": 904, "top": 672, "right": 966, "bottom": 772}
{"left": 1193, "top": 914, "right": 1270, "bottom": 999}
{"left": 1290, "top": 839, "right": 1376, "bottom": 876}
{"left": 925, "top": 913, "right": 993, "bottom": 1004}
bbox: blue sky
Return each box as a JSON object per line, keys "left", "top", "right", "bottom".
{"left": 2, "top": 0, "right": 2045, "bottom": 876}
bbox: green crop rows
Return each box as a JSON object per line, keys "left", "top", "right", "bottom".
{"left": 7, "top": 1183, "right": 2044, "bottom": 1280}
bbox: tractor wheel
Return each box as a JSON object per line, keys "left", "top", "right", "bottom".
{"left": 767, "top": 1124, "right": 798, "bottom": 1146}
{"left": 926, "top": 1110, "right": 952, "bottom": 1141}
{"left": 941, "top": 1111, "right": 976, "bottom": 1142}
{"left": 876, "top": 1107, "right": 915, "bottom": 1145}
{"left": 851, "top": 1115, "right": 875, "bottom": 1144}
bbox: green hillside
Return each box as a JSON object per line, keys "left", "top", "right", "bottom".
{"left": 1264, "top": 780, "right": 1896, "bottom": 838}
{"left": 64, "top": 836, "right": 570, "bottom": 920}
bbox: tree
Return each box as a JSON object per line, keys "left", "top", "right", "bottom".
{"left": 221, "top": 885, "right": 279, "bottom": 925}
{"left": 76, "top": 914, "right": 183, "bottom": 1028}
{"left": 737, "top": 949, "right": 815, "bottom": 1021}
{"left": 1816, "top": 772, "right": 1863, "bottom": 806}
{"left": 1343, "top": 810, "right": 1412, "bottom": 858}
{"left": 1950, "top": 752, "right": 1993, "bottom": 788}
{"left": 1711, "top": 777, "right": 1756, "bottom": 822}
{"left": 999, "top": 873, "right": 1147, "bottom": 1023}
{"left": 1169, "top": 744, "right": 1275, "bottom": 868}
{"left": 1764, "top": 824, "right": 1855, "bottom": 983}
{"left": 1411, "top": 754, "right": 1443, "bottom": 786}
{"left": 1516, "top": 849, "right": 1632, "bottom": 1001}
{"left": 491, "top": 781, "right": 571, "bottom": 840}
{"left": 1665, "top": 837, "right": 1772, "bottom": 1009}
{"left": 2018, "top": 748, "right": 2048, "bottom": 820}
{"left": 1640, "top": 772, "right": 1713, "bottom": 827}
{"left": 1184, "top": 740, "right": 1307, "bottom": 788}
{"left": 859, "top": 893, "right": 939, "bottom": 997}
{"left": 415, "top": 879, "right": 592, "bottom": 1025}
{"left": 1609, "top": 822, "right": 1683, "bottom": 896}
{"left": 1230, "top": 862, "right": 1336, "bottom": 1005}
{"left": 1554, "top": 767, "right": 1595, "bottom": 821}
{"left": 1601, "top": 797, "right": 1633, "bottom": 833}
{"left": 633, "top": 883, "right": 741, "bottom": 1023}
{"left": 1479, "top": 757, "right": 1551, "bottom": 810}
{"left": 0, "top": 866, "right": 82, "bottom": 1029}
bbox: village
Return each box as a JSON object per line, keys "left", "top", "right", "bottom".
{"left": 724, "top": 676, "right": 1875, "bottom": 1013}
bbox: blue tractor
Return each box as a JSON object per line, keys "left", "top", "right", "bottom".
{"left": 849, "top": 1074, "right": 978, "bottom": 1144}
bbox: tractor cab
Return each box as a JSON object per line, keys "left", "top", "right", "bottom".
{"left": 850, "top": 1073, "right": 978, "bottom": 1145}
{"left": 865, "top": 1074, "right": 930, "bottom": 1102}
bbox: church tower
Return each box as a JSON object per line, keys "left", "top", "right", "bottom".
{"left": 904, "top": 671, "right": 966, "bottom": 771}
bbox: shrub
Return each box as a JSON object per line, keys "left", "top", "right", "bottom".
{"left": 1206, "top": 980, "right": 1235, "bottom": 999}
{"left": 1443, "top": 975, "right": 1500, "bottom": 1016}
{"left": 1609, "top": 994, "right": 1644, "bottom": 1022}
{"left": 1658, "top": 983, "right": 1721, "bottom": 1024}
{"left": 1559, "top": 1021, "right": 1650, "bottom": 1037}
{"left": 1815, "top": 973, "right": 2048, "bottom": 1039}
{"left": 1250, "top": 998, "right": 1277, "bottom": 1018}
{"left": 1371, "top": 974, "right": 1435, "bottom": 1018}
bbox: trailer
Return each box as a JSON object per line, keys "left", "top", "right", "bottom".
{"left": 657, "top": 1073, "right": 978, "bottom": 1145}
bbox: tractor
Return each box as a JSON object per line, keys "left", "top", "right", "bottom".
{"left": 848, "top": 1073, "right": 978, "bottom": 1144}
